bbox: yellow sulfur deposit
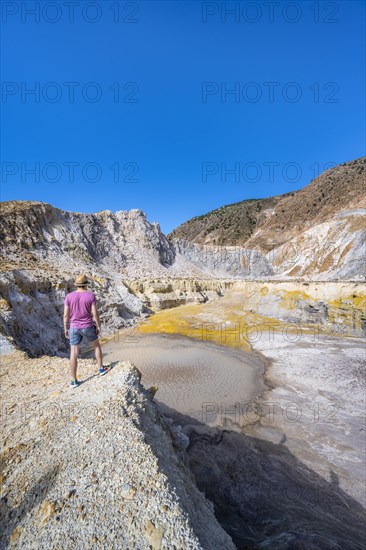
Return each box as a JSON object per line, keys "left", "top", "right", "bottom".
{"left": 138, "top": 292, "right": 284, "bottom": 352}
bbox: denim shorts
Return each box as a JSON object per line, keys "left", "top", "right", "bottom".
{"left": 69, "top": 326, "right": 98, "bottom": 346}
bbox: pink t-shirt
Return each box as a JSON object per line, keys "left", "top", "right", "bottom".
{"left": 64, "top": 291, "right": 96, "bottom": 328}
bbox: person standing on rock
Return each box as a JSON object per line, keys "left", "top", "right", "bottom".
{"left": 64, "top": 274, "right": 109, "bottom": 388}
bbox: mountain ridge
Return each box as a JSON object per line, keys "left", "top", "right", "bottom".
{"left": 1, "top": 202, "right": 258, "bottom": 356}
{"left": 0, "top": 157, "right": 365, "bottom": 356}
{"left": 168, "top": 157, "right": 366, "bottom": 251}
{"left": 168, "top": 157, "right": 366, "bottom": 280}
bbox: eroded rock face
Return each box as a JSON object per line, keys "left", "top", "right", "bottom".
{"left": 232, "top": 280, "right": 366, "bottom": 336}
{"left": 125, "top": 278, "right": 235, "bottom": 311}
{"left": 173, "top": 239, "right": 274, "bottom": 278}
{"left": 0, "top": 270, "right": 146, "bottom": 357}
{"left": 169, "top": 158, "right": 366, "bottom": 279}
{"left": 1, "top": 200, "right": 364, "bottom": 356}
{"left": 169, "top": 159, "right": 366, "bottom": 282}
{"left": 0, "top": 202, "right": 221, "bottom": 356}
{"left": 0, "top": 201, "right": 271, "bottom": 357}
{"left": 267, "top": 210, "right": 366, "bottom": 280}
{"left": 0, "top": 202, "right": 180, "bottom": 278}
{"left": 172, "top": 211, "right": 366, "bottom": 282}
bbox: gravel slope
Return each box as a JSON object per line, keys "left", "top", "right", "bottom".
{"left": 0, "top": 353, "right": 235, "bottom": 549}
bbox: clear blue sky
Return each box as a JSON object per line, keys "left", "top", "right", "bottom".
{"left": 1, "top": 0, "right": 365, "bottom": 233}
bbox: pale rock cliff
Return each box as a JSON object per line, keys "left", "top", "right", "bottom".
{"left": 1, "top": 197, "right": 365, "bottom": 356}
{"left": 169, "top": 158, "right": 366, "bottom": 281}
{"left": 174, "top": 239, "right": 274, "bottom": 278}
{"left": 267, "top": 209, "right": 366, "bottom": 280}
{"left": 0, "top": 202, "right": 240, "bottom": 356}
{"left": 232, "top": 280, "right": 366, "bottom": 336}
{"left": 124, "top": 278, "right": 236, "bottom": 311}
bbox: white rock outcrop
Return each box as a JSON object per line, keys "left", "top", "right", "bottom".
{"left": 1, "top": 355, "right": 236, "bottom": 549}
{"left": 0, "top": 202, "right": 223, "bottom": 356}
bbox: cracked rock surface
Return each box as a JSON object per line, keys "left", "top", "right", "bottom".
{"left": 0, "top": 353, "right": 235, "bottom": 549}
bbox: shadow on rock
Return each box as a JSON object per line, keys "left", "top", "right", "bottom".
{"left": 0, "top": 466, "right": 59, "bottom": 548}
{"left": 159, "top": 405, "right": 366, "bottom": 550}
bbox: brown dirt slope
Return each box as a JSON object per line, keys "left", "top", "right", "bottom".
{"left": 168, "top": 157, "right": 366, "bottom": 251}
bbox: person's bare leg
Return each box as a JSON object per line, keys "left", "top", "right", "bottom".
{"left": 91, "top": 340, "right": 103, "bottom": 369}
{"left": 70, "top": 345, "right": 79, "bottom": 381}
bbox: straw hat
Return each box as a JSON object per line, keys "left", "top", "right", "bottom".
{"left": 75, "top": 274, "right": 90, "bottom": 287}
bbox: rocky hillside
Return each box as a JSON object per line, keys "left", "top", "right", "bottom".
{"left": 0, "top": 354, "right": 235, "bottom": 549}
{"left": 169, "top": 157, "right": 366, "bottom": 280}
{"left": 0, "top": 204, "right": 209, "bottom": 356}
{"left": 0, "top": 201, "right": 195, "bottom": 279}
{"left": 1, "top": 156, "right": 364, "bottom": 357}
{"left": 0, "top": 201, "right": 275, "bottom": 356}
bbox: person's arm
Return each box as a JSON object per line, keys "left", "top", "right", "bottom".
{"left": 64, "top": 305, "right": 70, "bottom": 338}
{"left": 91, "top": 302, "right": 101, "bottom": 335}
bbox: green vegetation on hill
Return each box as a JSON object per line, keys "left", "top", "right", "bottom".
{"left": 168, "top": 157, "right": 366, "bottom": 250}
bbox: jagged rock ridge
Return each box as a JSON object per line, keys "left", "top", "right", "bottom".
{"left": 0, "top": 202, "right": 271, "bottom": 355}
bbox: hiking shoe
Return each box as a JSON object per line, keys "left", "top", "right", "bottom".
{"left": 99, "top": 365, "right": 110, "bottom": 376}
{"left": 70, "top": 379, "right": 80, "bottom": 388}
